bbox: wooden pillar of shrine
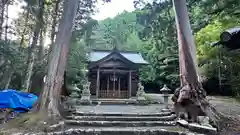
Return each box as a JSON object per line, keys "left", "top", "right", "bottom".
{"left": 128, "top": 71, "right": 132, "bottom": 98}
{"left": 107, "top": 76, "right": 109, "bottom": 94}
{"left": 96, "top": 68, "right": 100, "bottom": 98}
{"left": 118, "top": 77, "right": 120, "bottom": 98}
{"left": 113, "top": 71, "right": 116, "bottom": 97}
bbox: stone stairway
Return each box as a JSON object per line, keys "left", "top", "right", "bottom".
{"left": 65, "top": 111, "right": 177, "bottom": 127}
{"left": 48, "top": 108, "right": 206, "bottom": 135}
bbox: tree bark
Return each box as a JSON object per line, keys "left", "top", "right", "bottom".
{"left": 37, "top": 0, "right": 78, "bottom": 117}
{"left": 46, "top": 0, "right": 61, "bottom": 70}
{"left": 50, "top": 0, "right": 61, "bottom": 46}
{"left": 172, "top": 0, "right": 240, "bottom": 134}
{"left": 22, "top": 0, "right": 45, "bottom": 92}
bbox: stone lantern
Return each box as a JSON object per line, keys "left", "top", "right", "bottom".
{"left": 160, "top": 84, "right": 171, "bottom": 111}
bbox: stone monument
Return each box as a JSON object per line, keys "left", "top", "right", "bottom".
{"left": 80, "top": 81, "right": 92, "bottom": 105}
{"left": 136, "top": 83, "right": 147, "bottom": 104}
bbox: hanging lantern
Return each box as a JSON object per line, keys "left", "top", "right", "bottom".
{"left": 110, "top": 75, "right": 118, "bottom": 81}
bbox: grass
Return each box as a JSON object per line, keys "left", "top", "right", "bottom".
{"left": 0, "top": 111, "right": 61, "bottom": 134}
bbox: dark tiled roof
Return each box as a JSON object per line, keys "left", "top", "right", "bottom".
{"left": 224, "top": 27, "right": 240, "bottom": 35}
{"left": 89, "top": 50, "right": 148, "bottom": 64}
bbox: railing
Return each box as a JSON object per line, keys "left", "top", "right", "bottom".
{"left": 99, "top": 90, "right": 128, "bottom": 98}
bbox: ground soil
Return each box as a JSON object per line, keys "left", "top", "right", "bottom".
{"left": 147, "top": 94, "right": 240, "bottom": 116}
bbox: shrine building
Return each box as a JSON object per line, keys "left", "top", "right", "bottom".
{"left": 87, "top": 48, "right": 148, "bottom": 99}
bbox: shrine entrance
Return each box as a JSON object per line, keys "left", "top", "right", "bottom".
{"left": 99, "top": 72, "right": 129, "bottom": 98}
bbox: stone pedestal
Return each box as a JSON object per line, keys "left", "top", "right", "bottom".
{"left": 80, "top": 81, "right": 92, "bottom": 105}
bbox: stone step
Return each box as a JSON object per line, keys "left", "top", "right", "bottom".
{"left": 72, "top": 111, "right": 173, "bottom": 117}
{"left": 177, "top": 119, "right": 217, "bottom": 135}
{"left": 48, "top": 126, "right": 195, "bottom": 135}
{"left": 65, "top": 120, "right": 176, "bottom": 127}
{"left": 90, "top": 101, "right": 162, "bottom": 105}
{"left": 91, "top": 99, "right": 138, "bottom": 105}
{"left": 66, "top": 114, "right": 176, "bottom": 121}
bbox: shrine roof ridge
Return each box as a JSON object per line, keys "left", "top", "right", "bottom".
{"left": 91, "top": 49, "right": 141, "bottom": 53}
{"left": 89, "top": 49, "right": 148, "bottom": 64}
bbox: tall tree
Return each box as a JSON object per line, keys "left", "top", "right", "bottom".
{"left": 37, "top": 0, "right": 79, "bottom": 117}
{"left": 22, "top": 0, "right": 45, "bottom": 92}
{"left": 172, "top": 0, "right": 240, "bottom": 134}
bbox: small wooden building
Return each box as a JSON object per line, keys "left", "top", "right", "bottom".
{"left": 88, "top": 48, "right": 148, "bottom": 99}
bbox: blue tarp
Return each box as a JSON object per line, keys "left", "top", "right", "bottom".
{"left": 0, "top": 89, "right": 38, "bottom": 112}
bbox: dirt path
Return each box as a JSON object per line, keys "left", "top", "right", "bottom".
{"left": 208, "top": 96, "right": 240, "bottom": 116}
{"left": 146, "top": 94, "right": 240, "bottom": 116}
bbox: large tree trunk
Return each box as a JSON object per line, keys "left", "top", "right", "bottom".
{"left": 44, "top": 0, "right": 61, "bottom": 73}
{"left": 33, "top": 1, "right": 61, "bottom": 111}
{"left": 50, "top": 0, "right": 61, "bottom": 46}
{"left": 36, "top": 0, "right": 78, "bottom": 117}
{"left": 172, "top": 0, "right": 240, "bottom": 134}
{"left": 22, "top": 0, "right": 45, "bottom": 92}
{"left": 46, "top": 0, "right": 61, "bottom": 63}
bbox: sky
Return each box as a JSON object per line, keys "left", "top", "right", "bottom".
{"left": 9, "top": 0, "right": 135, "bottom": 21}
{"left": 93, "top": 0, "right": 135, "bottom": 20}
{"left": 8, "top": 0, "right": 136, "bottom": 45}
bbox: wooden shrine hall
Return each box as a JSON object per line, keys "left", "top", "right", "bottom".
{"left": 87, "top": 48, "right": 148, "bottom": 99}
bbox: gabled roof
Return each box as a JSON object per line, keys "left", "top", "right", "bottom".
{"left": 89, "top": 49, "right": 148, "bottom": 64}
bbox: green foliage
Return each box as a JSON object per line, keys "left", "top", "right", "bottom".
{"left": 66, "top": 33, "right": 87, "bottom": 86}
{"left": 199, "top": 0, "right": 240, "bottom": 18}
{"left": 196, "top": 19, "right": 240, "bottom": 96}
{"left": 66, "top": 18, "right": 99, "bottom": 87}
{"left": 136, "top": 1, "right": 179, "bottom": 88}
{"left": 0, "top": 40, "right": 27, "bottom": 89}
{"left": 93, "top": 11, "right": 142, "bottom": 51}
